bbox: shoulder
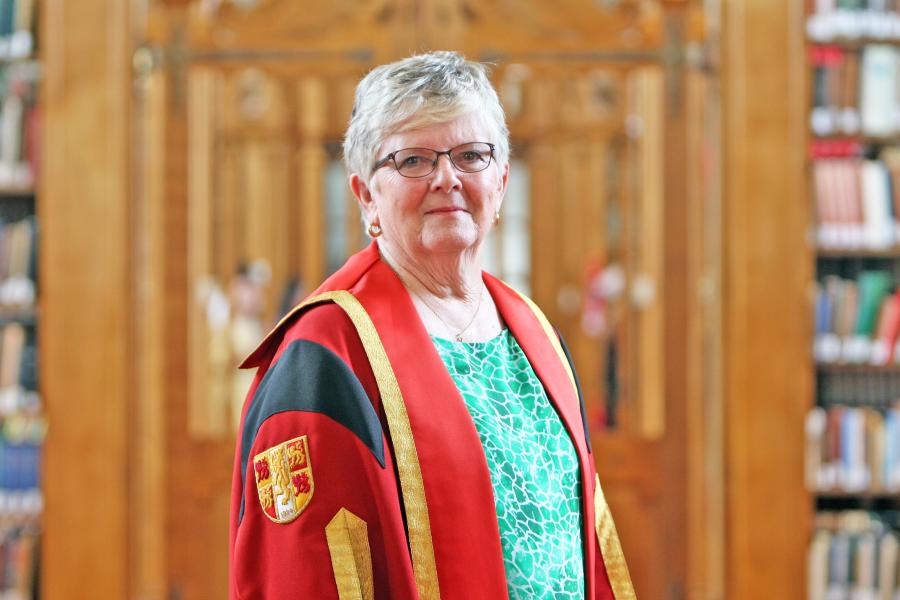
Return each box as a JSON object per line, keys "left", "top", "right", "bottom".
{"left": 251, "top": 301, "right": 379, "bottom": 419}
{"left": 277, "top": 302, "right": 364, "bottom": 364}
{"left": 242, "top": 296, "right": 369, "bottom": 369}
{"left": 236, "top": 302, "right": 386, "bottom": 510}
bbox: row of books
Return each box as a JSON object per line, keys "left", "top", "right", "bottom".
{"left": 807, "top": 405, "right": 900, "bottom": 493}
{"left": 0, "top": 3, "right": 38, "bottom": 600}
{"left": 0, "top": 522, "right": 38, "bottom": 599}
{"left": 814, "top": 272, "right": 900, "bottom": 365}
{"left": 0, "top": 217, "right": 35, "bottom": 309}
{"left": 808, "top": 2, "right": 900, "bottom": 41}
{"left": 0, "top": 65, "right": 37, "bottom": 191}
{"left": 809, "top": 511, "right": 900, "bottom": 600}
{"left": 813, "top": 152, "right": 900, "bottom": 250}
{"left": 0, "top": 323, "right": 35, "bottom": 395}
{"left": 818, "top": 368, "right": 900, "bottom": 407}
{"left": 0, "top": 441, "right": 38, "bottom": 494}
{"left": 0, "top": 0, "right": 34, "bottom": 61}
{"left": 811, "top": 44, "right": 900, "bottom": 137}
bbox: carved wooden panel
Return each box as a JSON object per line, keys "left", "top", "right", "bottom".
{"left": 138, "top": 1, "right": 712, "bottom": 599}
{"left": 185, "top": 0, "right": 661, "bottom": 57}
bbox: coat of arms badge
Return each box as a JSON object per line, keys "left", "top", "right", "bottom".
{"left": 253, "top": 435, "right": 314, "bottom": 524}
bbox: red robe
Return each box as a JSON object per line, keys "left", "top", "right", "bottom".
{"left": 229, "top": 242, "right": 634, "bottom": 600}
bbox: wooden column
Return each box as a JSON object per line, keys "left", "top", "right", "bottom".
{"left": 131, "top": 64, "right": 168, "bottom": 599}
{"left": 722, "top": 1, "right": 811, "bottom": 599}
{"left": 41, "top": 0, "right": 133, "bottom": 598}
{"left": 297, "top": 77, "right": 327, "bottom": 288}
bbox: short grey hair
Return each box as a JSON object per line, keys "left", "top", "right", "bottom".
{"left": 343, "top": 51, "right": 510, "bottom": 182}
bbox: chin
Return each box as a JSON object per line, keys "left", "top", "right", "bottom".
{"left": 419, "top": 228, "right": 481, "bottom": 255}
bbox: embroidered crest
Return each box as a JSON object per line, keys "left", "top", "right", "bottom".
{"left": 253, "top": 435, "right": 314, "bottom": 524}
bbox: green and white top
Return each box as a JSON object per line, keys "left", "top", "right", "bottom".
{"left": 431, "top": 329, "right": 585, "bottom": 599}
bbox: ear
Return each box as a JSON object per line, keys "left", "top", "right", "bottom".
{"left": 350, "top": 173, "right": 377, "bottom": 222}
{"left": 495, "top": 161, "right": 510, "bottom": 213}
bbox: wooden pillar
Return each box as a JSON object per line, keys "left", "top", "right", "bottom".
{"left": 722, "top": 1, "right": 811, "bottom": 598}
{"left": 297, "top": 77, "right": 327, "bottom": 288}
{"left": 41, "top": 0, "right": 133, "bottom": 598}
{"left": 131, "top": 63, "right": 168, "bottom": 600}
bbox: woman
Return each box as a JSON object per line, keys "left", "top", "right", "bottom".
{"left": 229, "top": 51, "right": 634, "bottom": 600}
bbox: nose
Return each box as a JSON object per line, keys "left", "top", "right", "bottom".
{"left": 429, "top": 154, "right": 462, "bottom": 193}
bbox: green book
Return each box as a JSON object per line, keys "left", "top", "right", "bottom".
{"left": 854, "top": 270, "right": 892, "bottom": 337}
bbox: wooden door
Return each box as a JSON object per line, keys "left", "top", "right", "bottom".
{"left": 133, "top": 1, "right": 719, "bottom": 598}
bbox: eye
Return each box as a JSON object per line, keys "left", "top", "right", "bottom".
{"left": 398, "top": 151, "right": 436, "bottom": 167}
{"left": 457, "top": 150, "right": 487, "bottom": 165}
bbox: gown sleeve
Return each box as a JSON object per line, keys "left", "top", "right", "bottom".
{"left": 229, "top": 304, "right": 410, "bottom": 600}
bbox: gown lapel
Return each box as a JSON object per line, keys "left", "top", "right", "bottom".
{"left": 485, "top": 274, "right": 600, "bottom": 600}
{"left": 353, "top": 258, "right": 509, "bottom": 600}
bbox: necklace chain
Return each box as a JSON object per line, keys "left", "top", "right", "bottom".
{"left": 416, "top": 286, "right": 484, "bottom": 342}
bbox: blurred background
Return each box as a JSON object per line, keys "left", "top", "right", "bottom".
{"left": 0, "top": 0, "right": 890, "bottom": 598}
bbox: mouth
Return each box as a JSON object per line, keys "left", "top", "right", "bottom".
{"left": 426, "top": 206, "right": 467, "bottom": 214}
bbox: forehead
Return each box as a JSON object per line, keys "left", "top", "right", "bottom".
{"left": 380, "top": 112, "right": 492, "bottom": 152}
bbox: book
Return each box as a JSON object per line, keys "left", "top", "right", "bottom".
{"left": 861, "top": 160, "right": 895, "bottom": 249}
{"left": 806, "top": 404, "right": 900, "bottom": 493}
{"left": 841, "top": 49, "right": 861, "bottom": 133}
{"left": 885, "top": 408, "right": 900, "bottom": 491}
{"left": 870, "top": 291, "right": 900, "bottom": 365}
{"left": 811, "top": 528, "right": 832, "bottom": 600}
{"left": 876, "top": 531, "right": 898, "bottom": 600}
{"left": 845, "top": 271, "right": 892, "bottom": 362}
{"left": 860, "top": 45, "right": 898, "bottom": 137}
{"left": 812, "top": 512, "right": 900, "bottom": 600}
{"left": 866, "top": 409, "right": 886, "bottom": 491}
{"left": 827, "top": 406, "right": 846, "bottom": 489}
{"left": 855, "top": 532, "right": 878, "bottom": 599}
{"left": 838, "top": 278, "right": 859, "bottom": 352}
{"left": 829, "top": 531, "right": 852, "bottom": 599}
{"left": 841, "top": 407, "right": 869, "bottom": 491}
{"left": 809, "top": 407, "right": 829, "bottom": 490}
{"left": 882, "top": 148, "right": 900, "bottom": 241}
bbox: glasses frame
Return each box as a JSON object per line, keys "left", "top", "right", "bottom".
{"left": 371, "top": 142, "right": 496, "bottom": 178}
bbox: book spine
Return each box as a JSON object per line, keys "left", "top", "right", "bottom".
{"left": 861, "top": 45, "right": 899, "bottom": 136}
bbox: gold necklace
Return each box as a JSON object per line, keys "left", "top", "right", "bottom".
{"left": 416, "top": 286, "right": 484, "bottom": 342}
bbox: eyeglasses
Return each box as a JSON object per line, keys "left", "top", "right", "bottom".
{"left": 372, "top": 142, "right": 495, "bottom": 178}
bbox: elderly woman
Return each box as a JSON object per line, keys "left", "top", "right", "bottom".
{"left": 229, "top": 51, "right": 634, "bottom": 600}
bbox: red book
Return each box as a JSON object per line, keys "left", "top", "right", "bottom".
{"left": 881, "top": 292, "right": 900, "bottom": 364}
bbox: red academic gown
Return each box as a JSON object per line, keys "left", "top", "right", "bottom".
{"left": 229, "top": 242, "right": 634, "bottom": 600}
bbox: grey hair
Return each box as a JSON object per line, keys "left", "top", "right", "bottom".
{"left": 343, "top": 51, "right": 510, "bottom": 182}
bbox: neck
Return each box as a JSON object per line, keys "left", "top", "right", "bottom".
{"left": 378, "top": 240, "right": 483, "bottom": 301}
{"left": 378, "top": 240, "right": 502, "bottom": 342}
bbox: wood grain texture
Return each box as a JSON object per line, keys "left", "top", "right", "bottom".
{"left": 130, "top": 68, "right": 168, "bottom": 600}
{"left": 161, "top": 24, "right": 237, "bottom": 599}
{"left": 41, "top": 0, "right": 132, "bottom": 598}
{"left": 722, "top": 1, "right": 812, "bottom": 599}
{"left": 685, "top": 65, "right": 727, "bottom": 600}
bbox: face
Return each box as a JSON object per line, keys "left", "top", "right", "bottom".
{"left": 350, "top": 112, "right": 509, "bottom": 262}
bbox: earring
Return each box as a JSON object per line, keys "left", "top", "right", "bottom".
{"left": 367, "top": 222, "right": 382, "bottom": 238}
{"left": 493, "top": 211, "right": 500, "bottom": 226}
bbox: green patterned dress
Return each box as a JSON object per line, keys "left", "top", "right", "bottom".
{"left": 431, "top": 329, "right": 585, "bottom": 599}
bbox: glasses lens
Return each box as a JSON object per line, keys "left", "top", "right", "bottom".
{"left": 393, "top": 149, "right": 438, "bottom": 177}
{"left": 450, "top": 143, "right": 493, "bottom": 172}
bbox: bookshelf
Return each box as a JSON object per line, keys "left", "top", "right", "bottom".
{"left": 807, "top": 3, "right": 900, "bottom": 598}
{"left": 0, "top": 0, "right": 41, "bottom": 598}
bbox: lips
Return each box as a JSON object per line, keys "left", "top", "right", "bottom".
{"left": 426, "top": 206, "right": 467, "bottom": 214}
